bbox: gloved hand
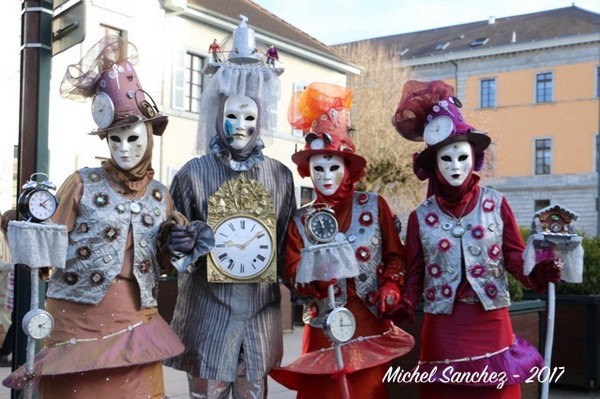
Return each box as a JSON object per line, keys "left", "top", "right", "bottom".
{"left": 168, "top": 223, "right": 197, "bottom": 254}
{"left": 373, "top": 280, "right": 401, "bottom": 314}
{"left": 530, "top": 258, "right": 562, "bottom": 292}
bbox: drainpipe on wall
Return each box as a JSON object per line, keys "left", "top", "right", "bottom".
{"left": 597, "top": 135, "right": 600, "bottom": 235}
{"left": 449, "top": 59, "right": 459, "bottom": 94}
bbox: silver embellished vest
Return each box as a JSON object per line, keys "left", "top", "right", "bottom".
{"left": 47, "top": 167, "right": 167, "bottom": 308}
{"left": 416, "top": 186, "right": 509, "bottom": 314}
{"left": 294, "top": 192, "right": 382, "bottom": 327}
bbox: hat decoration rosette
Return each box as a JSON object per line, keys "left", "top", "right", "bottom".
{"left": 290, "top": 82, "right": 366, "bottom": 181}
{"left": 391, "top": 80, "right": 490, "bottom": 176}
{"left": 60, "top": 34, "right": 168, "bottom": 137}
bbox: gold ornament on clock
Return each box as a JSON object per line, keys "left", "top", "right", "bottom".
{"left": 207, "top": 176, "right": 277, "bottom": 283}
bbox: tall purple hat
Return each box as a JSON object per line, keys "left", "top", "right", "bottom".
{"left": 60, "top": 34, "right": 168, "bottom": 137}
{"left": 391, "top": 80, "right": 490, "bottom": 176}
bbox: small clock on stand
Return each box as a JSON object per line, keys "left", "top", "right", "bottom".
{"left": 13, "top": 172, "right": 61, "bottom": 396}
{"left": 18, "top": 173, "right": 58, "bottom": 223}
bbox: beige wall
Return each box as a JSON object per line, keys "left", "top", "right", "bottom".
{"left": 464, "top": 61, "right": 600, "bottom": 178}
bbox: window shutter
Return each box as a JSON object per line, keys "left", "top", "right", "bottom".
{"left": 172, "top": 48, "right": 186, "bottom": 111}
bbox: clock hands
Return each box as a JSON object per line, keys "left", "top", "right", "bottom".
{"left": 224, "top": 232, "right": 261, "bottom": 250}
{"left": 239, "top": 231, "right": 261, "bottom": 250}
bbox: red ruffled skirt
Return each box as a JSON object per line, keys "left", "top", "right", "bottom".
{"left": 270, "top": 295, "right": 415, "bottom": 399}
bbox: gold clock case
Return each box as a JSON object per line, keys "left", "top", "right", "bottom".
{"left": 207, "top": 176, "right": 277, "bottom": 283}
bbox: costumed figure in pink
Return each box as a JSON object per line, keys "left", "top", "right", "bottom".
{"left": 3, "top": 35, "right": 213, "bottom": 398}
{"left": 266, "top": 45, "right": 279, "bottom": 67}
{"left": 270, "top": 82, "right": 414, "bottom": 399}
{"left": 391, "top": 80, "right": 561, "bottom": 398}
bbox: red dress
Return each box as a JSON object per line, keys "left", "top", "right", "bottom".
{"left": 270, "top": 194, "right": 415, "bottom": 399}
{"left": 403, "top": 177, "right": 543, "bottom": 399}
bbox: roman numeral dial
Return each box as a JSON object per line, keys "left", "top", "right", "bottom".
{"left": 210, "top": 215, "right": 275, "bottom": 280}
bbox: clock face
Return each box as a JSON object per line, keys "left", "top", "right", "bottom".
{"left": 210, "top": 215, "right": 275, "bottom": 280}
{"left": 19, "top": 188, "right": 58, "bottom": 222}
{"left": 324, "top": 307, "right": 356, "bottom": 344}
{"left": 423, "top": 116, "right": 454, "bottom": 146}
{"left": 306, "top": 210, "right": 338, "bottom": 243}
{"left": 91, "top": 92, "right": 115, "bottom": 129}
{"left": 28, "top": 189, "right": 58, "bottom": 222}
{"left": 550, "top": 222, "right": 563, "bottom": 233}
{"left": 22, "top": 309, "right": 54, "bottom": 339}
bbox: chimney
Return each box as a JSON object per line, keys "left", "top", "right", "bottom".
{"left": 511, "top": 31, "right": 517, "bottom": 43}
{"left": 489, "top": 16, "right": 495, "bottom": 25}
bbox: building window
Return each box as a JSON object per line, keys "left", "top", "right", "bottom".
{"left": 535, "top": 138, "right": 552, "bottom": 175}
{"left": 470, "top": 37, "right": 489, "bottom": 47}
{"left": 184, "top": 52, "right": 204, "bottom": 113}
{"left": 534, "top": 199, "right": 550, "bottom": 211}
{"left": 480, "top": 79, "right": 496, "bottom": 108}
{"left": 536, "top": 72, "right": 553, "bottom": 103}
{"left": 100, "top": 24, "right": 123, "bottom": 38}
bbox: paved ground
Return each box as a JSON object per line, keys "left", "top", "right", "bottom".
{"left": 0, "top": 328, "right": 598, "bottom": 398}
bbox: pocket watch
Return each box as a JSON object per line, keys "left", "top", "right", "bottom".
{"left": 22, "top": 308, "right": 54, "bottom": 339}
{"left": 304, "top": 206, "right": 338, "bottom": 244}
{"left": 323, "top": 306, "right": 356, "bottom": 344}
{"left": 91, "top": 91, "right": 115, "bottom": 129}
{"left": 18, "top": 173, "right": 59, "bottom": 223}
{"left": 424, "top": 115, "right": 454, "bottom": 146}
{"left": 210, "top": 215, "right": 275, "bottom": 281}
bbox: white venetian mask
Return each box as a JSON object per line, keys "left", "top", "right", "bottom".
{"left": 436, "top": 140, "right": 473, "bottom": 187}
{"left": 309, "top": 154, "right": 346, "bottom": 196}
{"left": 107, "top": 122, "right": 148, "bottom": 170}
{"left": 223, "top": 95, "right": 258, "bottom": 150}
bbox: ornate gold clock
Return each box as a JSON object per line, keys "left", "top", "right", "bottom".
{"left": 207, "top": 176, "right": 277, "bottom": 283}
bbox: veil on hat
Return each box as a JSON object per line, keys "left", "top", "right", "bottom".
{"left": 195, "top": 61, "right": 280, "bottom": 156}
{"left": 59, "top": 34, "right": 168, "bottom": 136}
{"left": 60, "top": 35, "right": 138, "bottom": 101}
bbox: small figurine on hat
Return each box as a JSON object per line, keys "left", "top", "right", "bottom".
{"left": 391, "top": 80, "right": 561, "bottom": 398}
{"left": 3, "top": 34, "right": 214, "bottom": 397}
{"left": 203, "top": 15, "right": 284, "bottom": 76}
{"left": 208, "top": 38, "right": 222, "bottom": 63}
{"left": 270, "top": 82, "right": 414, "bottom": 399}
{"left": 266, "top": 44, "right": 279, "bottom": 67}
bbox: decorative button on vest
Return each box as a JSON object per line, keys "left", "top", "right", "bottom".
{"left": 94, "top": 193, "right": 109, "bottom": 207}
{"left": 90, "top": 271, "right": 106, "bottom": 285}
{"left": 77, "top": 246, "right": 91, "bottom": 259}
{"left": 64, "top": 272, "right": 78, "bottom": 285}
{"left": 130, "top": 202, "right": 141, "bottom": 213}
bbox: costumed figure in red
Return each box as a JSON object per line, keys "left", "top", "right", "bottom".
{"left": 3, "top": 35, "right": 214, "bottom": 398}
{"left": 270, "top": 82, "right": 415, "bottom": 399}
{"left": 391, "top": 80, "right": 561, "bottom": 398}
{"left": 209, "top": 38, "right": 222, "bottom": 62}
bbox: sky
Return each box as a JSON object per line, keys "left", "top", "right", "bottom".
{"left": 252, "top": 0, "right": 600, "bottom": 45}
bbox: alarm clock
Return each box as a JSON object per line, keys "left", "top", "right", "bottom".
{"left": 18, "top": 173, "right": 59, "bottom": 223}
{"left": 22, "top": 308, "right": 54, "bottom": 339}
{"left": 304, "top": 206, "right": 339, "bottom": 244}
{"left": 323, "top": 306, "right": 356, "bottom": 344}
